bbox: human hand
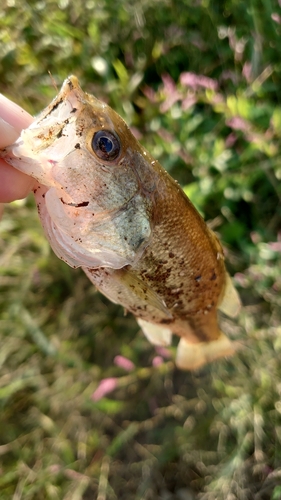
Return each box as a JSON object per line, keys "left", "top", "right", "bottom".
{"left": 0, "top": 94, "right": 36, "bottom": 208}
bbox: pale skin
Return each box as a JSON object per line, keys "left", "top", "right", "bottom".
{"left": 0, "top": 93, "right": 35, "bottom": 217}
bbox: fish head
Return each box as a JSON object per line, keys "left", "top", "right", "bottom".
{"left": 2, "top": 76, "right": 158, "bottom": 269}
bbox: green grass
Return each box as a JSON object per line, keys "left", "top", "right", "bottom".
{"left": 1, "top": 0, "right": 281, "bottom": 498}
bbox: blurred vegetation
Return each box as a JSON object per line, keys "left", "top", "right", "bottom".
{"left": 0, "top": 0, "right": 281, "bottom": 498}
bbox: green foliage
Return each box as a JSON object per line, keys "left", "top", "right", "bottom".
{"left": 1, "top": 0, "right": 281, "bottom": 498}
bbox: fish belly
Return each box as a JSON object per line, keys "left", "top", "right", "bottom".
{"left": 84, "top": 263, "right": 236, "bottom": 370}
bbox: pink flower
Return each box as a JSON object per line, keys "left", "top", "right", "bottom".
{"left": 268, "top": 241, "right": 281, "bottom": 252}
{"left": 226, "top": 116, "right": 251, "bottom": 133}
{"left": 181, "top": 96, "right": 197, "bottom": 111}
{"left": 225, "top": 132, "right": 237, "bottom": 148}
{"left": 114, "top": 355, "right": 135, "bottom": 372}
{"left": 91, "top": 378, "right": 118, "bottom": 401}
{"left": 152, "top": 356, "right": 164, "bottom": 367}
{"left": 142, "top": 85, "right": 157, "bottom": 103}
{"left": 155, "top": 346, "right": 171, "bottom": 359}
{"left": 220, "top": 70, "right": 238, "bottom": 84}
{"left": 272, "top": 13, "right": 281, "bottom": 24}
{"left": 242, "top": 62, "right": 252, "bottom": 83}
{"left": 130, "top": 127, "right": 143, "bottom": 140}
{"left": 160, "top": 74, "right": 182, "bottom": 112}
{"left": 180, "top": 72, "right": 218, "bottom": 91}
{"left": 250, "top": 232, "right": 262, "bottom": 244}
{"left": 234, "top": 272, "right": 248, "bottom": 288}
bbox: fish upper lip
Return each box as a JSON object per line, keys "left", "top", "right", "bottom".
{"left": 34, "top": 75, "right": 84, "bottom": 125}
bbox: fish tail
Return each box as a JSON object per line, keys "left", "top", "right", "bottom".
{"left": 175, "top": 332, "right": 236, "bottom": 371}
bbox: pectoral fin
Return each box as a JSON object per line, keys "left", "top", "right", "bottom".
{"left": 218, "top": 273, "right": 241, "bottom": 318}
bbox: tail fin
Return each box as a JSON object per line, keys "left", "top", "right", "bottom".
{"left": 175, "top": 332, "right": 236, "bottom": 370}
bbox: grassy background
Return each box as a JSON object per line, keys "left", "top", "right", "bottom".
{"left": 1, "top": 0, "right": 281, "bottom": 498}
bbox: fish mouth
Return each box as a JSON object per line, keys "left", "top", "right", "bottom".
{"left": 0, "top": 76, "right": 106, "bottom": 185}
{"left": 0, "top": 77, "right": 85, "bottom": 184}
{"left": 38, "top": 75, "right": 84, "bottom": 123}
{"left": 63, "top": 75, "right": 83, "bottom": 95}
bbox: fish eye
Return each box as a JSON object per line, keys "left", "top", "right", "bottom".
{"left": 91, "top": 130, "right": 121, "bottom": 161}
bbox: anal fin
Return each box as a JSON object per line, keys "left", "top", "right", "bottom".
{"left": 218, "top": 273, "right": 241, "bottom": 318}
{"left": 137, "top": 318, "right": 172, "bottom": 346}
{"left": 175, "top": 332, "right": 236, "bottom": 370}
{"left": 119, "top": 269, "right": 173, "bottom": 318}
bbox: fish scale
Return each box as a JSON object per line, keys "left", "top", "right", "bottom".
{"left": 1, "top": 76, "right": 241, "bottom": 370}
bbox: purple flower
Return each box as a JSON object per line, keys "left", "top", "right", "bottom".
{"left": 91, "top": 378, "right": 118, "bottom": 401}
{"left": 155, "top": 346, "right": 171, "bottom": 359}
{"left": 130, "top": 126, "right": 143, "bottom": 140}
{"left": 268, "top": 241, "right": 281, "bottom": 252}
{"left": 250, "top": 232, "right": 262, "bottom": 244}
{"left": 242, "top": 62, "right": 252, "bottom": 83}
{"left": 160, "top": 74, "right": 182, "bottom": 112}
{"left": 180, "top": 72, "right": 218, "bottom": 91}
{"left": 114, "top": 355, "right": 135, "bottom": 372}
{"left": 225, "top": 132, "right": 237, "bottom": 148}
{"left": 181, "top": 96, "right": 197, "bottom": 111}
{"left": 226, "top": 116, "right": 251, "bottom": 133}
{"left": 234, "top": 272, "right": 248, "bottom": 288}
{"left": 272, "top": 13, "right": 281, "bottom": 24}
{"left": 152, "top": 356, "right": 164, "bottom": 367}
{"left": 142, "top": 85, "right": 157, "bottom": 103}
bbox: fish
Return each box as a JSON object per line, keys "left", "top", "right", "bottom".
{"left": 1, "top": 76, "right": 241, "bottom": 370}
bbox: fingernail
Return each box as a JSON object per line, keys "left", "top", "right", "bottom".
{"left": 0, "top": 117, "right": 19, "bottom": 149}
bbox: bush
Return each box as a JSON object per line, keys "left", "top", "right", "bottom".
{"left": 0, "top": 0, "right": 281, "bottom": 498}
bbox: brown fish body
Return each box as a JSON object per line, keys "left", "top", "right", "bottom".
{"left": 1, "top": 76, "right": 240, "bottom": 369}
{"left": 86, "top": 165, "right": 226, "bottom": 339}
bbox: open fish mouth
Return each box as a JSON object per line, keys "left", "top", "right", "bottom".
{"left": 0, "top": 76, "right": 86, "bottom": 184}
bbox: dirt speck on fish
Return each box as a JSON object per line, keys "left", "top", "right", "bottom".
{"left": 1, "top": 76, "right": 241, "bottom": 370}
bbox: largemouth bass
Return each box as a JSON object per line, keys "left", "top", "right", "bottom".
{"left": 1, "top": 76, "right": 241, "bottom": 370}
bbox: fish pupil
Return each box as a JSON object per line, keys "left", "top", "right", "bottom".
{"left": 99, "top": 137, "right": 113, "bottom": 153}
{"left": 92, "top": 130, "right": 120, "bottom": 161}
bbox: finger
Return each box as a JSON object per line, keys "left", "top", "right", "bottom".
{"left": 0, "top": 118, "right": 20, "bottom": 149}
{"left": 0, "top": 95, "right": 35, "bottom": 203}
{"left": 0, "top": 159, "right": 37, "bottom": 202}
{"left": 0, "top": 93, "right": 33, "bottom": 132}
